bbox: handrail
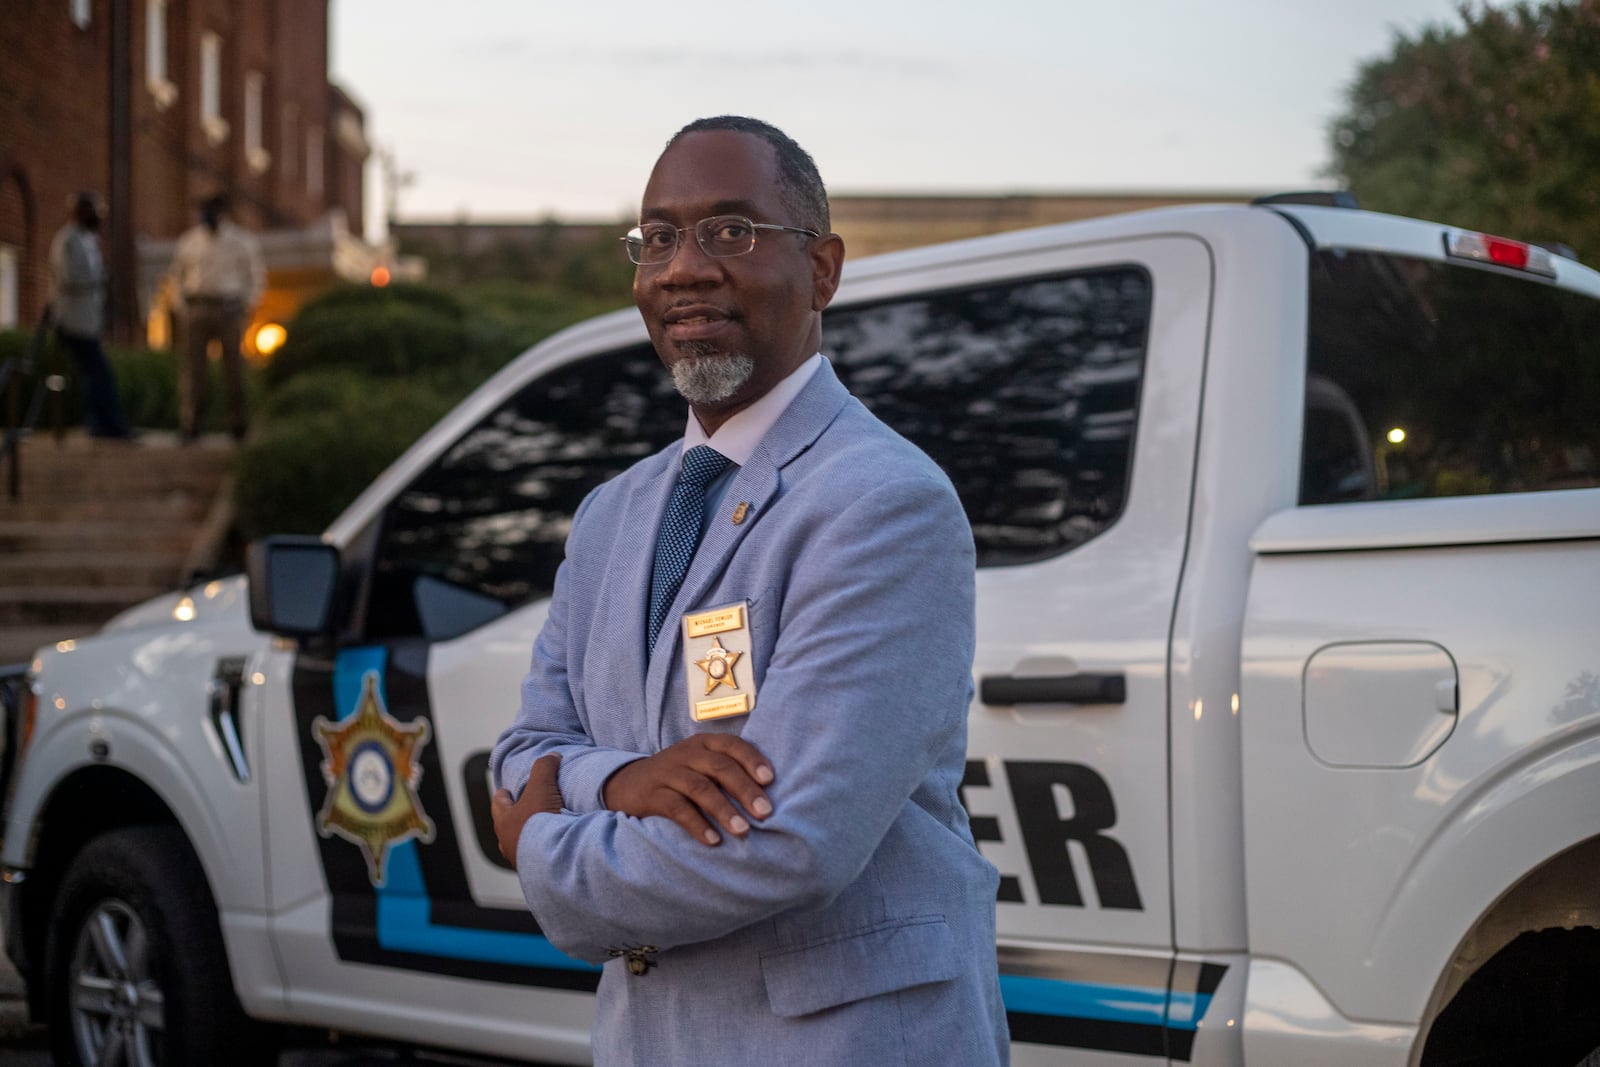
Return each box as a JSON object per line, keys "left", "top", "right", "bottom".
{"left": 2, "top": 306, "right": 68, "bottom": 502}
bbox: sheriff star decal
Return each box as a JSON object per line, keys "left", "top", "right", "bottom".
{"left": 312, "top": 670, "right": 435, "bottom": 886}
{"left": 694, "top": 637, "right": 743, "bottom": 695}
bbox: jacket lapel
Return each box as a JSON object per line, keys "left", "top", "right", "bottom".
{"left": 644, "top": 361, "right": 853, "bottom": 741}
{"left": 596, "top": 448, "right": 677, "bottom": 743}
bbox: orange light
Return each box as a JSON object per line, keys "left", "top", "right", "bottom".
{"left": 254, "top": 322, "right": 287, "bottom": 356}
{"left": 370, "top": 265, "right": 392, "bottom": 287}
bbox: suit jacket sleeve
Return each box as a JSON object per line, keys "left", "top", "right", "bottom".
{"left": 490, "top": 489, "right": 648, "bottom": 814}
{"left": 512, "top": 472, "right": 977, "bottom": 962}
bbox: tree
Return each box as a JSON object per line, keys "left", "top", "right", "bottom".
{"left": 1328, "top": 0, "right": 1600, "bottom": 260}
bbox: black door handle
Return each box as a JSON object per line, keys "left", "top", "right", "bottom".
{"left": 979, "top": 673, "right": 1127, "bottom": 706}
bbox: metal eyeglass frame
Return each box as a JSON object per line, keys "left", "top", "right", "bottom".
{"left": 622, "top": 214, "right": 820, "bottom": 265}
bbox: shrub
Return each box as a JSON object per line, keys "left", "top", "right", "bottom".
{"left": 263, "top": 301, "right": 472, "bottom": 389}
{"left": 234, "top": 280, "right": 629, "bottom": 536}
{"left": 294, "top": 282, "right": 465, "bottom": 323}
{"left": 256, "top": 367, "right": 382, "bottom": 423}
{"left": 450, "top": 281, "right": 631, "bottom": 387}
{"left": 233, "top": 378, "right": 455, "bottom": 538}
{"left": 454, "top": 280, "right": 626, "bottom": 343}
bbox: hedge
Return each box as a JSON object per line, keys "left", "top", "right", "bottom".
{"left": 233, "top": 378, "right": 456, "bottom": 538}
{"left": 235, "top": 280, "right": 632, "bottom": 537}
{"left": 262, "top": 301, "right": 473, "bottom": 390}
{"left": 294, "top": 281, "right": 466, "bottom": 323}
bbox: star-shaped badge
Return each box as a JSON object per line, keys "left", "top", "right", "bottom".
{"left": 311, "top": 670, "right": 435, "bottom": 885}
{"left": 693, "top": 637, "right": 743, "bottom": 696}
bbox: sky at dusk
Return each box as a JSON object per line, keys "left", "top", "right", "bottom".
{"left": 331, "top": 1, "right": 1490, "bottom": 234}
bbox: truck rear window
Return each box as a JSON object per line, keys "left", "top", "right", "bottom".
{"left": 1302, "top": 249, "right": 1600, "bottom": 504}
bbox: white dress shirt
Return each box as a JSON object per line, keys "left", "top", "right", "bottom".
{"left": 170, "top": 219, "right": 266, "bottom": 308}
{"left": 682, "top": 353, "right": 823, "bottom": 518}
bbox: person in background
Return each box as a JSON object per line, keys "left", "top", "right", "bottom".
{"left": 48, "top": 191, "right": 131, "bottom": 440}
{"left": 168, "top": 193, "right": 264, "bottom": 442}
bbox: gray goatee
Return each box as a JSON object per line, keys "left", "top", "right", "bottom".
{"left": 671, "top": 347, "right": 755, "bottom": 405}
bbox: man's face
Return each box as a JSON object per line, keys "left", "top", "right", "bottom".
{"left": 633, "top": 130, "right": 842, "bottom": 422}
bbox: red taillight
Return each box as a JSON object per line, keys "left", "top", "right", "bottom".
{"left": 1444, "top": 230, "right": 1557, "bottom": 277}
{"left": 1482, "top": 236, "right": 1529, "bottom": 269}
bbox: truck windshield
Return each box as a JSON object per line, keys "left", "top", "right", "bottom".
{"left": 1303, "top": 249, "right": 1600, "bottom": 504}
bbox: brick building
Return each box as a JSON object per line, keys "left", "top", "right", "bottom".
{"left": 0, "top": 0, "right": 374, "bottom": 346}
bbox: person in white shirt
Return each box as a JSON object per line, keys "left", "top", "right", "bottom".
{"left": 168, "top": 193, "right": 264, "bottom": 441}
{"left": 48, "top": 192, "right": 131, "bottom": 440}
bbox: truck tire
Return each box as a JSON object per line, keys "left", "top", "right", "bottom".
{"left": 1576, "top": 1047, "right": 1600, "bottom": 1067}
{"left": 44, "top": 825, "right": 272, "bottom": 1067}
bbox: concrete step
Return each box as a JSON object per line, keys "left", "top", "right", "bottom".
{"left": 0, "top": 519, "right": 197, "bottom": 555}
{"left": 0, "top": 496, "right": 211, "bottom": 524}
{"left": 0, "top": 551, "right": 183, "bottom": 589}
{"left": 3, "top": 435, "right": 234, "bottom": 499}
{"left": 0, "top": 586, "right": 167, "bottom": 628}
{"left": 0, "top": 430, "right": 231, "bottom": 645}
{"left": 8, "top": 463, "right": 231, "bottom": 499}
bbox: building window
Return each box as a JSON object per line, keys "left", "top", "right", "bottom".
{"left": 306, "top": 126, "right": 323, "bottom": 199}
{"left": 0, "top": 245, "right": 19, "bottom": 329}
{"left": 280, "top": 103, "right": 299, "bottom": 179}
{"left": 200, "top": 31, "right": 229, "bottom": 143}
{"left": 145, "top": 0, "right": 176, "bottom": 108}
{"left": 244, "top": 72, "right": 269, "bottom": 172}
{"left": 71, "top": 0, "right": 91, "bottom": 29}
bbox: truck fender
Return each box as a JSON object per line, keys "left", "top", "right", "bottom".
{"left": 14, "top": 704, "right": 258, "bottom": 914}
{"left": 1367, "top": 727, "right": 1600, "bottom": 1020}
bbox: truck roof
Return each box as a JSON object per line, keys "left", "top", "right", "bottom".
{"left": 837, "top": 201, "right": 1600, "bottom": 298}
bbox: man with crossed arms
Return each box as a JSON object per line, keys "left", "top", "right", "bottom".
{"left": 491, "top": 115, "right": 1008, "bottom": 1065}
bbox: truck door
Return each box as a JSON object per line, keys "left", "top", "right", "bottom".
{"left": 825, "top": 236, "right": 1214, "bottom": 1065}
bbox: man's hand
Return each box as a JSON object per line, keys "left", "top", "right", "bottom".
{"left": 491, "top": 753, "right": 563, "bottom": 870}
{"left": 602, "top": 733, "right": 775, "bottom": 846}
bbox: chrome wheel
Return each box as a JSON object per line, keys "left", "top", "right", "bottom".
{"left": 67, "top": 899, "right": 164, "bottom": 1067}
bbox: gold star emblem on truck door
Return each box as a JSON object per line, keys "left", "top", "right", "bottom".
{"left": 693, "top": 637, "right": 743, "bottom": 696}
{"left": 311, "top": 671, "right": 435, "bottom": 886}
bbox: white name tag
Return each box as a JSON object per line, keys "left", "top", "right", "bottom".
{"left": 681, "top": 600, "right": 756, "bottom": 721}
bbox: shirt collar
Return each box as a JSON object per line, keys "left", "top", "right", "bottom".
{"left": 681, "top": 353, "right": 823, "bottom": 465}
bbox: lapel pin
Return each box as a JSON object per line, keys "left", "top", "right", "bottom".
{"left": 730, "top": 501, "right": 750, "bottom": 525}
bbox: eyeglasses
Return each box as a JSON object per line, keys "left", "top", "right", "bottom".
{"left": 622, "top": 214, "right": 820, "bottom": 266}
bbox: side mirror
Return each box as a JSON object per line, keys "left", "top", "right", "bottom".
{"left": 247, "top": 536, "right": 341, "bottom": 637}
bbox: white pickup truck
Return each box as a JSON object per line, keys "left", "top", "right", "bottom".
{"left": 4, "top": 200, "right": 1599, "bottom": 1067}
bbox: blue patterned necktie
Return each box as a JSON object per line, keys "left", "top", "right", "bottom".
{"left": 647, "top": 445, "right": 732, "bottom": 655}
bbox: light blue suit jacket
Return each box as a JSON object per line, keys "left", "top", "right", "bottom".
{"left": 492, "top": 360, "right": 1009, "bottom": 1065}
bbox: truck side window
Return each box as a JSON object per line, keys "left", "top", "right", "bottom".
{"left": 823, "top": 267, "right": 1152, "bottom": 567}
{"left": 1304, "top": 249, "right": 1600, "bottom": 504}
{"left": 365, "top": 342, "right": 679, "bottom": 640}
{"left": 364, "top": 265, "right": 1155, "bottom": 639}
